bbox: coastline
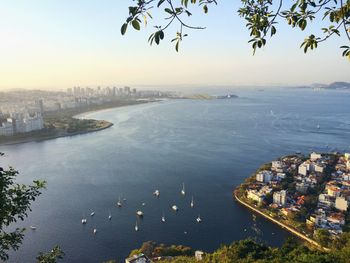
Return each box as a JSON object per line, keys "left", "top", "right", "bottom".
{"left": 0, "top": 100, "right": 152, "bottom": 146}
{"left": 233, "top": 190, "right": 330, "bottom": 251}
{"left": 0, "top": 120, "right": 113, "bottom": 147}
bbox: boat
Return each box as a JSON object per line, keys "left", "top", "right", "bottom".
{"left": 90, "top": 211, "right": 95, "bottom": 216}
{"left": 153, "top": 190, "right": 160, "bottom": 197}
{"left": 108, "top": 210, "right": 112, "bottom": 220}
{"left": 136, "top": 210, "right": 144, "bottom": 217}
{"left": 117, "top": 197, "right": 122, "bottom": 207}
{"left": 181, "top": 183, "right": 185, "bottom": 196}
{"left": 81, "top": 218, "right": 87, "bottom": 224}
{"left": 30, "top": 226, "right": 36, "bottom": 230}
{"left": 161, "top": 212, "right": 166, "bottom": 222}
{"left": 135, "top": 221, "right": 139, "bottom": 231}
{"left": 142, "top": 202, "right": 146, "bottom": 206}
{"left": 93, "top": 228, "right": 97, "bottom": 235}
{"left": 196, "top": 215, "right": 202, "bottom": 223}
{"left": 317, "top": 124, "right": 320, "bottom": 129}
{"left": 190, "top": 196, "right": 194, "bottom": 208}
{"left": 172, "top": 205, "right": 178, "bottom": 212}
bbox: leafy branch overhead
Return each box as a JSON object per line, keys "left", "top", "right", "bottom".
{"left": 121, "top": 0, "right": 350, "bottom": 59}
{"left": 121, "top": 0, "right": 217, "bottom": 52}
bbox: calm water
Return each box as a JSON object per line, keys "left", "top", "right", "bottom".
{"left": 1, "top": 88, "right": 350, "bottom": 263}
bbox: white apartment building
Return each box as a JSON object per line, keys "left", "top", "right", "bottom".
{"left": 273, "top": 190, "right": 287, "bottom": 206}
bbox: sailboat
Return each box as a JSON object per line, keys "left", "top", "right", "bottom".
{"left": 196, "top": 215, "right": 202, "bottom": 223}
{"left": 135, "top": 221, "right": 139, "bottom": 231}
{"left": 108, "top": 210, "right": 112, "bottom": 220}
{"left": 117, "top": 197, "right": 122, "bottom": 207}
{"left": 136, "top": 210, "right": 144, "bottom": 217}
{"left": 153, "top": 189, "right": 160, "bottom": 197}
{"left": 181, "top": 183, "right": 185, "bottom": 196}
{"left": 161, "top": 211, "right": 166, "bottom": 222}
{"left": 190, "top": 196, "right": 194, "bottom": 208}
{"left": 82, "top": 213, "right": 87, "bottom": 224}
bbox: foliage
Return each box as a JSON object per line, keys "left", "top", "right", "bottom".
{"left": 0, "top": 155, "right": 46, "bottom": 261}
{"left": 122, "top": 0, "right": 350, "bottom": 59}
{"left": 314, "top": 228, "right": 332, "bottom": 247}
{"left": 151, "top": 237, "right": 343, "bottom": 263}
{"left": 36, "top": 246, "right": 64, "bottom": 263}
{"left": 0, "top": 153, "right": 63, "bottom": 262}
{"left": 129, "top": 241, "right": 194, "bottom": 258}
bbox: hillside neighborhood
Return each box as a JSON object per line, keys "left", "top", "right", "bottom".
{"left": 238, "top": 152, "right": 350, "bottom": 242}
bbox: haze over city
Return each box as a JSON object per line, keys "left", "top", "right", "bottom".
{"left": 1, "top": 0, "right": 349, "bottom": 91}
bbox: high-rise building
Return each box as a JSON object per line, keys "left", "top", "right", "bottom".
{"left": 35, "top": 99, "right": 44, "bottom": 114}
{"left": 273, "top": 190, "right": 287, "bottom": 206}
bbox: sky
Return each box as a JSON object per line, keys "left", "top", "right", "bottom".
{"left": 0, "top": 0, "right": 349, "bottom": 91}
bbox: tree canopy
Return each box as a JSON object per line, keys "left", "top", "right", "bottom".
{"left": 0, "top": 152, "right": 63, "bottom": 262}
{"left": 121, "top": 0, "right": 350, "bottom": 59}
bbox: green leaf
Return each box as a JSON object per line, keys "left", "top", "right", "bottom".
{"left": 132, "top": 20, "right": 141, "bottom": 30}
{"left": 203, "top": 5, "right": 208, "bottom": 14}
{"left": 157, "top": 0, "right": 165, "bottom": 7}
{"left": 121, "top": 23, "right": 128, "bottom": 35}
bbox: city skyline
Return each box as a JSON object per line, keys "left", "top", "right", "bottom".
{"left": 0, "top": 1, "right": 349, "bottom": 91}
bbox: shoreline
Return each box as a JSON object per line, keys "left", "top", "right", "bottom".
{"left": 0, "top": 100, "right": 153, "bottom": 147}
{"left": 0, "top": 120, "right": 113, "bottom": 147}
{"left": 233, "top": 190, "right": 330, "bottom": 251}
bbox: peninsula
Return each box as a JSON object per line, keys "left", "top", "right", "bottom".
{"left": 234, "top": 152, "right": 350, "bottom": 249}
{"left": 0, "top": 99, "right": 150, "bottom": 146}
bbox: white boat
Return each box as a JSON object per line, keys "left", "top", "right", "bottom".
{"left": 90, "top": 211, "right": 95, "bottom": 216}
{"left": 161, "top": 212, "right": 166, "bottom": 222}
{"left": 136, "top": 210, "right": 144, "bottom": 217}
{"left": 172, "top": 205, "right": 178, "bottom": 211}
{"left": 317, "top": 124, "right": 320, "bottom": 129}
{"left": 93, "top": 228, "right": 97, "bottom": 235}
{"left": 81, "top": 218, "right": 87, "bottom": 224}
{"left": 135, "top": 221, "right": 139, "bottom": 231}
{"left": 117, "top": 197, "right": 122, "bottom": 207}
{"left": 30, "top": 226, "right": 36, "bottom": 230}
{"left": 190, "top": 196, "right": 194, "bottom": 208}
{"left": 196, "top": 215, "right": 202, "bottom": 223}
{"left": 142, "top": 202, "right": 146, "bottom": 206}
{"left": 181, "top": 183, "right": 185, "bottom": 196}
{"left": 108, "top": 210, "right": 112, "bottom": 220}
{"left": 153, "top": 190, "right": 160, "bottom": 197}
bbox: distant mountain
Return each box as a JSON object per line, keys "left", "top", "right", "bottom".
{"left": 325, "top": 82, "right": 350, "bottom": 89}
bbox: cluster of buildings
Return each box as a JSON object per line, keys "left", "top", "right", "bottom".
{"left": 306, "top": 153, "right": 350, "bottom": 235}
{"left": 0, "top": 99, "right": 44, "bottom": 136}
{"left": 245, "top": 156, "right": 301, "bottom": 207}
{"left": 0, "top": 87, "right": 180, "bottom": 137}
{"left": 245, "top": 152, "right": 350, "bottom": 237}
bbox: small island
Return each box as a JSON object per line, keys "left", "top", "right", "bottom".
{"left": 234, "top": 151, "right": 350, "bottom": 249}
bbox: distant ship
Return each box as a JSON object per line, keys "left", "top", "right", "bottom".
{"left": 216, "top": 94, "right": 239, "bottom": 99}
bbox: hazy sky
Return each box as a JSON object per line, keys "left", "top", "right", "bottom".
{"left": 0, "top": 0, "right": 349, "bottom": 90}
